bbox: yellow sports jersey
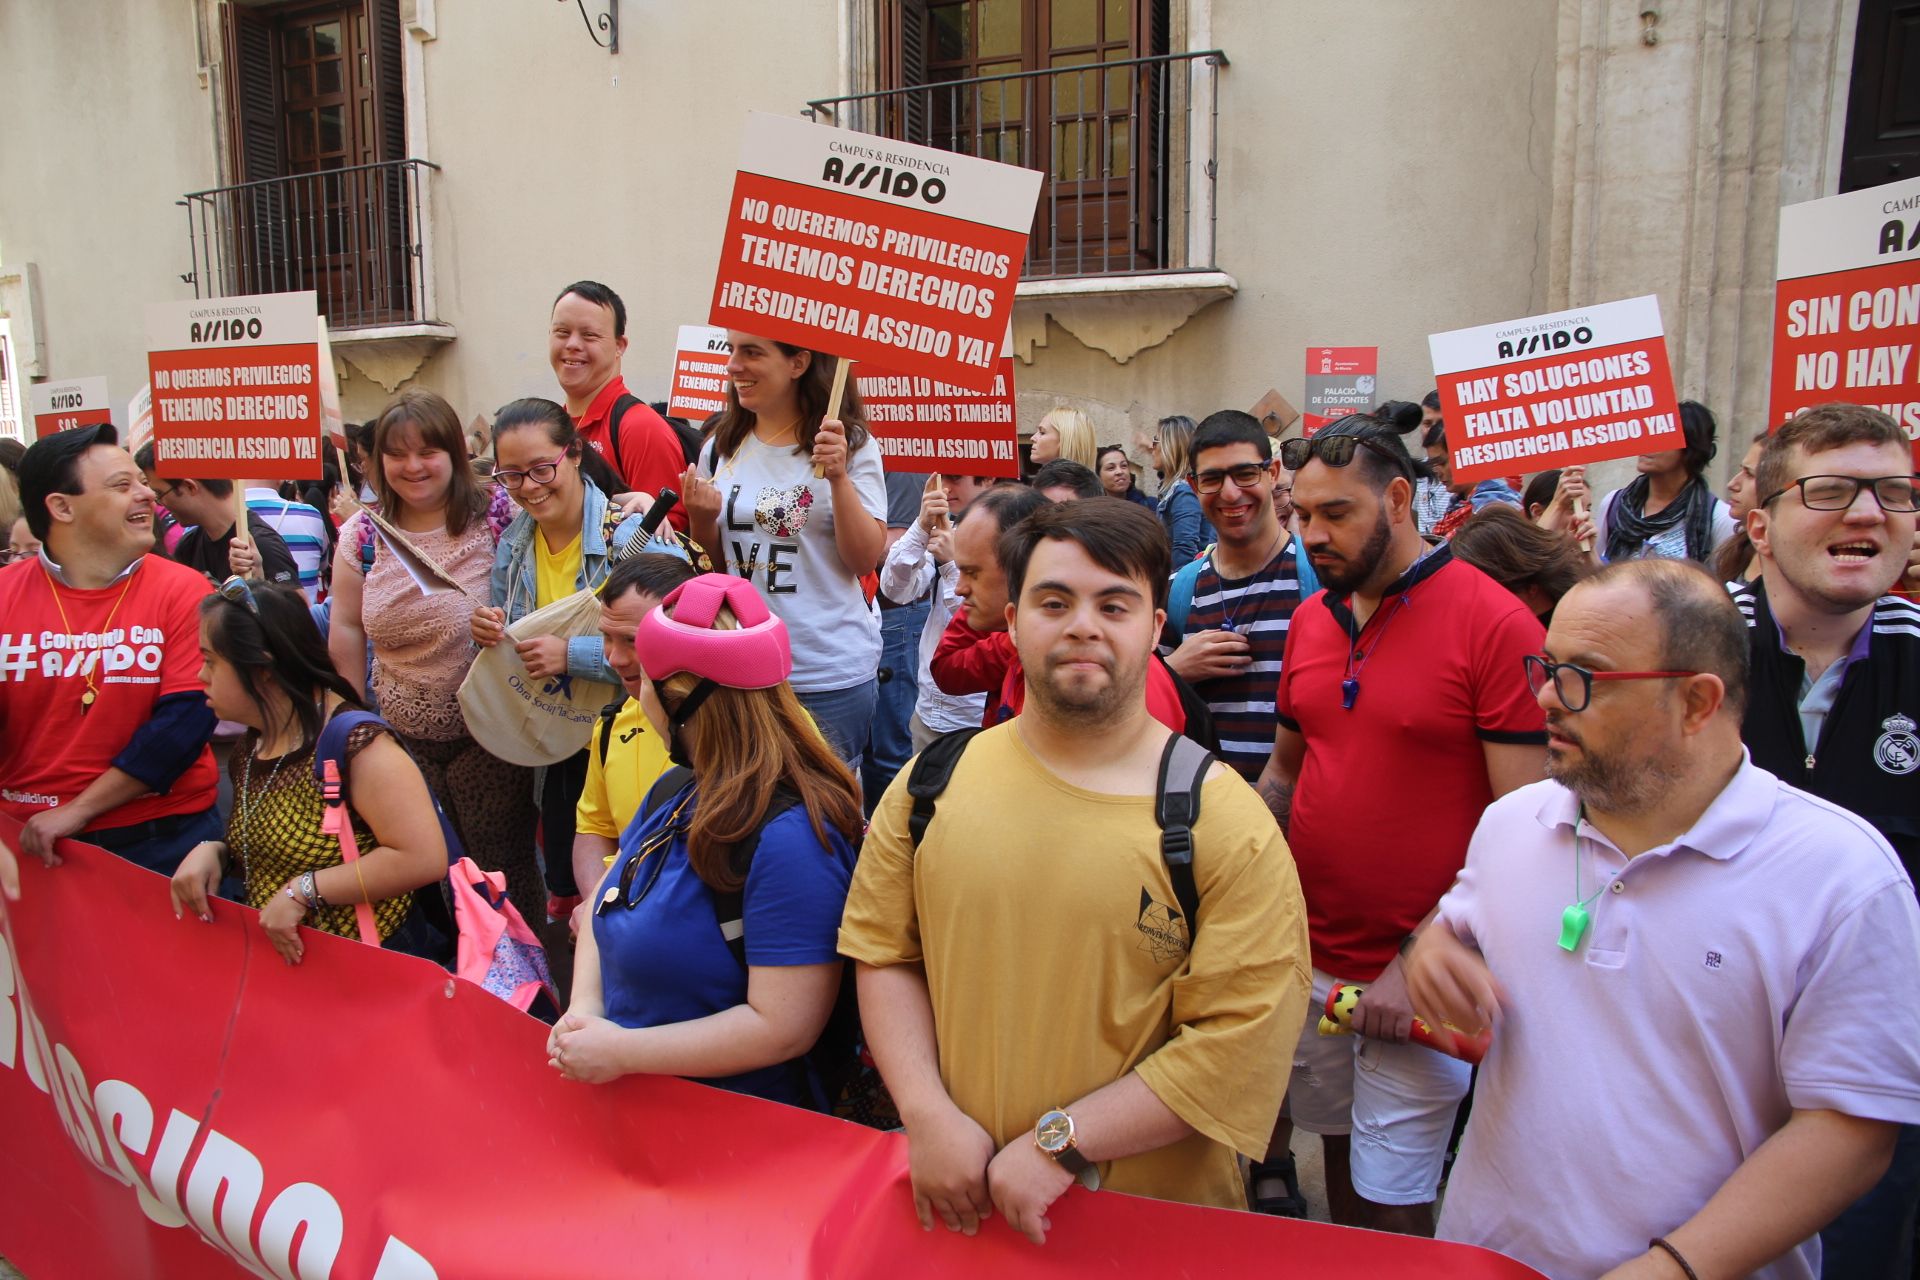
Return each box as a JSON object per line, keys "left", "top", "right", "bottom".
{"left": 576, "top": 697, "right": 672, "bottom": 855}
{"left": 534, "top": 528, "right": 583, "bottom": 609}
{"left": 840, "top": 724, "right": 1310, "bottom": 1210}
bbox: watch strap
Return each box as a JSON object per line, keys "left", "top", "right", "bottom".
{"left": 1053, "top": 1145, "right": 1092, "bottom": 1176}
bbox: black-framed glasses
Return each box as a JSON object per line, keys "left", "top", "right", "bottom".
{"left": 1280, "top": 432, "right": 1413, "bottom": 480}
{"left": 1523, "top": 655, "right": 1698, "bottom": 713}
{"left": 1190, "top": 462, "right": 1274, "bottom": 494}
{"left": 1759, "top": 474, "right": 1918, "bottom": 513}
{"left": 148, "top": 479, "right": 177, "bottom": 504}
{"left": 217, "top": 576, "right": 260, "bottom": 614}
{"left": 495, "top": 452, "right": 568, "bottom": 490}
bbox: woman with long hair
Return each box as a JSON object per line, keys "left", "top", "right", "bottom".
{"left": 170, "top": 578, "right": 450, "bottom": 964}
{"left": 470, "top": 397, "right": 670, "bottom": 924}
{"left": 681, "top": 332, "right": 887, "bottom": 772}
{"left": 1096, "top": 443, "right": 1156, "bottom": 510}
{"left": 1146, "top": 413, "right": 1215, "bottom": 565}
{"left": 330, "top": 390, "right": 538, "bottom": 926}
{"left": 550, "top": 574, "right": 862, "bottom": 1106}
{"left": 1712, "top": 433, "right": 1766, "bottom": 584}
{"left": 1029, "top": 406, "right": 1098, "bottom": 471}
{"left": 1575, "top": 401, "right": 1736, "bottom": 563}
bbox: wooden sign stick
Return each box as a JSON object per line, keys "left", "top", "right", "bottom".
{"left": 813, "top": 357, "right": 853, "bottom": 479}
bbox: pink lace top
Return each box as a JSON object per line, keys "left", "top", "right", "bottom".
{"left": 348, "top": 510, "right": 498, "bottom": 741}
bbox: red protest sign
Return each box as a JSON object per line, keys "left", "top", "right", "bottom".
{"left": 708, "top": 113, "right": 1042, "bottom": 392}
{"left": 1428, "top": 296, "right": 1682, "bottom": 484}
{"left": 145, "top": 291, "right": 323, "bottom": 481}
{"left": 1770, "top": 178, "right": 1920, "bottom": 463}
{"left": 668, "top": 324, "right": 733, "bottom": 422}
{"left": 1303, "top": 347, "right": 1378, "bottom": 435}
{"left": 856, "top": 355, "right": 1021, "bottom": 477}
{"left": 0, "top": 818, "right": 1547, "bottom": 1280}
{"left": 28, "top": 376, "right": 111, "bottom": 439}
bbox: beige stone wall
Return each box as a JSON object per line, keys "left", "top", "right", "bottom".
{"left": 0, "top": 2, "right": 218, "bottom": 405}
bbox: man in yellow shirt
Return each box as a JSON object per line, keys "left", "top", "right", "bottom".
{"left": 569, "top": 555, "right": 698, "bottom": 935}
{"left": 841, "top": 500, "right": 1310, "bottom": 1243}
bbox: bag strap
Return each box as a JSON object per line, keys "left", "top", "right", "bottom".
{"left": 1165, "top": 546, "right": 1212, "bottom": 636}
{"left": 640, "top": 765, "right": 695, "bottom": 818}
{"left": 905, "top": 727, "right": 984, "bottom": 850}
{"left": 607, "top": 393, "right": 640, "bottom": 478}
{"left": 1153, "top": 734, "right": 1213, "bottom": 943}
{"left": 711, "top": 788, "right": 804, "bottom": 969}
{"left": 596, "top": 699, "right": 627, "bottom": 768}
{"left": 313, "top": 711, "right": 389, "bottom": 947}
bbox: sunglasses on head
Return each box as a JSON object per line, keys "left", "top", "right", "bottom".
{"left": 1279, "top": 432, "right": 1413, "bottom": 480}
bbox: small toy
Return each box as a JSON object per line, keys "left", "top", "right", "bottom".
{"left": 1316, "top": 982, "right": 1492, "bottom": 1065}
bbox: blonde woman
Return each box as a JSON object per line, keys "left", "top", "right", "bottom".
{"left": 1028, "top": 406, "right": 1098, "bottom": 471}
{"left": 1148, "top": 414, "right": 1215, "bottom": 565}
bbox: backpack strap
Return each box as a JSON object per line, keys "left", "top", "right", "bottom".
{"left": 905, "top": 727, "right": 984, "bottom": 849}
{"left": 606, "top": 393, "right": 640, "bottom": 479}
{"left": 1153, "top": 734, "right": 1213, "bottom": 943}
{"left": 596, "top": 699, "right": 627, "bottom": 768}
{"left": 311, "top": 708, "right": 391, "bottom": 946}
{"left": 311, "top": 709, "right": 388, "bottom": 799}
{"left": 640, "top": 765, "right": 695, "bottom": 818}
{"left": 1165, "top": 545, "right": 1212, "bottom": 637}
{"left": 711, "top": 788, "right": 804, "bottom": 969}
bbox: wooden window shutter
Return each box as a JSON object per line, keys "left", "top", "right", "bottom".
{"left": 221, "top": 1, "right": 282, "bottom": 184}
{"left": 369, "top": 0, "right": 407, "bottom": 161}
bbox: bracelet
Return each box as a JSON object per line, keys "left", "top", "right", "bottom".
{"left": 282, "top": 884, "right": 310, "bottom": 913}
{"left": 1398, "top": 931, "right": 1420, "bottom": 957}
{"left": 305, "top": 870, "right": 329, "bottom": 910}
{"left": 1649, "top": 1237, "right": 1700, "bottom": 1280}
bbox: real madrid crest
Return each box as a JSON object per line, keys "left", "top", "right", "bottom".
{"left": 1875, "top": 713, "right": 1919, "bottom": 776}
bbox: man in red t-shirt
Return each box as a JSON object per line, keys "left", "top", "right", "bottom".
{"left": 1253, "top": 416, "right": 1545, "bottom": 1235}
{"left": 4, "top": 425, "right": 221, "bottom": 876}
{"left": 550, "top": 280, "right": 690, "bottom": 530}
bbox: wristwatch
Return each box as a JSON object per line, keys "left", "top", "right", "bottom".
{"left": 1034, "top": 1109, "right": 1092, "bottom": 1176}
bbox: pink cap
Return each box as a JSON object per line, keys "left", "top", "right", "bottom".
{"left": 633, "top": 573, "right": 792, "bottom": 689}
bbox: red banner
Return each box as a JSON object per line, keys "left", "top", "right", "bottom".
{"left": 0, "top": 821, "right": 1541, "bottom": 1279}
{"left": 707, "top": 113, "right": 1041, "bottom": 392}
{"left": 855, "top": 356, "right": 1021, "bottom": 478}
{"left": 1429, "top": 296, "right": 1683, "bottom": 485}
{"left": 1770, "top": 178, "right": 1920, "bottom": 462}
{"left": 1303, "top": 347, "right": 1378, "bottom": 435}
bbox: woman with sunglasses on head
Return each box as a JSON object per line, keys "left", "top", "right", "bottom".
{"left": 549, "top": 573, "right": 862, "bottom": 1106}
{"left": 330, "top": 390, "right": 538, "bottom": 928}
{"left": 679, "top": 333, "right": 888, "bottom": 773}
{"left": 170, "top": 578, "right": 450, "bottom": 965}
{"left": 1146, "top": 414, "right": 1216, "bottom": 566}
{"left": 469, "top": 398, "right": 680, "bottom": 925}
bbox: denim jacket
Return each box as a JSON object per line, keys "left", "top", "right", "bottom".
{"left": 489, "top": 479, "right": 647, "bottom": 685}
{"left": 1155, "top": 478, "right": 1217, "bottom": 567}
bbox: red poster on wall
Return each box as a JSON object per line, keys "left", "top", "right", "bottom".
{"left": 855, "top": 354, "right": 1021, "bottom": 477}
{"left": 708, "top": 113, "right": 1042, "bottom": 392}
{"left": 1428, "top": 296, "right": 1683, "bottom": 484}
{"left": 145, "top": 291, "right": 323, "bottom": 481}
{"left": 1302, "top": 347, "right": 1378, "bottom": 435}
{"left": 1770, "top": 177, "right": 1920, "bottom": 463}
{"left": 29, "top": 376, "right": 111, "bottom": 440}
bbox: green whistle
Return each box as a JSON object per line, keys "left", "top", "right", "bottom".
{"left": 1558, "top": 903, "right": 1590, "bottom": 952}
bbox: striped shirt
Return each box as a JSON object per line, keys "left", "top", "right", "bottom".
{"left": 246, "top": 488, "right": 330, "bottom": 601}
{"left": 1177, "top": 541, "right": 1306, "bottom": 780}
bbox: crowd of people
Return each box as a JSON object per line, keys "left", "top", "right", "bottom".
{"left": 1, "top": 279, "right": 1918, "bottom": 1279}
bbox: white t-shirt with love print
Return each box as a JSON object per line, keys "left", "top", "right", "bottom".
{"left": 700, "top": 433, "right": 887, "bottom": 693}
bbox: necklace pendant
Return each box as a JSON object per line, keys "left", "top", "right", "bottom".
{"left": 1340, "top": 677, "right": 1359, "bottom": 710}
{"left": 80, "top": 689, "right": 96, "bottom": 710}
{"left": 1558, "top": 903, "right": 1591, "bottom": 952}
{"left": 1219, "top": 619, "right": 1236, "bottom": 634}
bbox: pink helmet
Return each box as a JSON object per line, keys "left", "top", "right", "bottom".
{"left": 633, "top": 573, "right": 792, "bottom": 689}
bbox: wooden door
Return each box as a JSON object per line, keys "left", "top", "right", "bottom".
{"left": 1841, "top": 0, "right": 1920, "bottom": 192}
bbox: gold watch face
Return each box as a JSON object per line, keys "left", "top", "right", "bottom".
{"left": 1035, "top": 1111, "right": 1073, "bottom": 1153}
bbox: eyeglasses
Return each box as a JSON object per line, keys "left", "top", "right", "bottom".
{"left": 1279, "top": 432, "right": 1413, "bottom": 480}
{"left": 1759, "top": 474, "right": 1918, "bottom": 513}
{"left": 1523, "top": 655, "right": 1698, "bottom": 713}
{"left": 217, "top": 575, "right": 260, "bottom": 614}
{"left": 494, "top": 452, "right": 569, "bottom": 490}
{"left": 1190, "top": 462, "right": 1274, "bottom": 494}
{"left": 148, "top": 480, "right": 177, "bottom": 503}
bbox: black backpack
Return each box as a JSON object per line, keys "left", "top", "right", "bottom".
{"left": 607, "top": 394, "right": 703, "bottom": 475}
{"left": 907, "top": 727, "right": 1213, "bottom": 940}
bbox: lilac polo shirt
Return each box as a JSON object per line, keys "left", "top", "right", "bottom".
{"left": 1435, "top": 755, "right": 1920, "bottom": 1280}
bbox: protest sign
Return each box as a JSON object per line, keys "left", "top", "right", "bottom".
{"left": 126, "top": 384, "right": 154, "bottom": 455}
{"left": 29, "top": 376, "right": 110, "bottom": 439}
{"left": 1770, "top": 176, "right": 1920, "bottom": 462}
{"left": 1303, "top": 348, "right": 1377, "bottom": 434}
{"left": 145, "top": 291, "right": 323, "bottom": 481}
{"left": 1429, "top": 296, "right": 1682, "bottom": 484}
{"left": 0, "top": 817, "right": 1548, "bottom": 1280}
{"left": 667, "top": 324, "right": 733, "bottom": 422}
{"left": 856, "top": 352, "right": 1020, "bottom": 478}
{"left": 708, "top": 112, "right": 1042, "bottom": 392}
{"left": 316, "top": 317, "right": 343, "bottom": 444}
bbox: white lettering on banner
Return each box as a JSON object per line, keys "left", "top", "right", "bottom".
{"left": 0, "top": 930, "right": 438, "bottom": 1278}
{"left": 0, "top": 631, "right": 164, "bottom": 685}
